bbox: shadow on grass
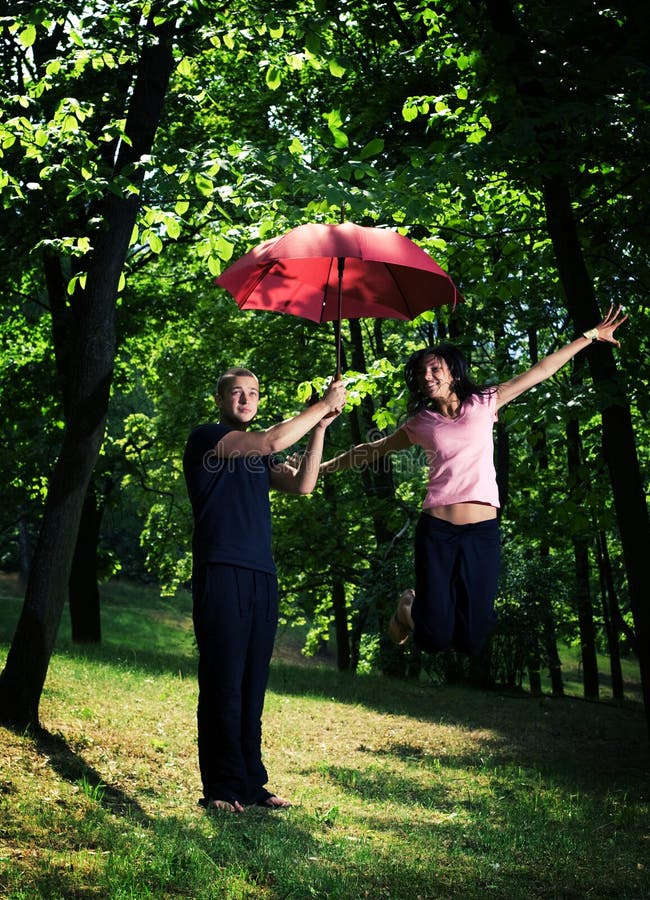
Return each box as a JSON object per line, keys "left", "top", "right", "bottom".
{"left": 52, "top": 637, "right": 198, "bottom": 680}
{"left": 1, "top": 576, "right": 647, "bottom": 802}
{"left": 0, "top": 578, "right": 198, "bottom": 679}
{"left": 13, "top": 717, "right": 649, "bottom": 900}
{"left": 24, "top": 635, "right": 649, "bottom": 801}
{"left": 268, "top": 661, "right": 650, "bottom": 793}
{"left": 33, "top": 727, "right": 152, "bottom": 826}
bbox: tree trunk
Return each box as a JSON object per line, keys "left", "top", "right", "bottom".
{"left": 542, "top": 610, "right": 564, "bottom": 698}
{"left": 526, "top": 329, "right": 564, "bottom": 697}
{"left": 347, "top": 319, "right": 406, "bottom": 677}
{"left": 480, "top": 0, "right": 650, "bottom": 733}
{"left": 544, "top": 175, "right": 650, "bottom": 727}
{"left": 596, "top": 528, "right": 637, "bottom": 651}
{"left": 597, "top": 530, "right": 625, "bottom": 702}
{"left": 0, "top": 349, "right": 113, "bottom": 727}
{"left": 332, "top": 579, "right": 350, "bottom": 671}
{"left": 69, "top": 485, "right": 104, "bottom": 643}
{"left": 540, "top": 545, "right": 564, "bottom": 699}
{"left": 527, "top": 660, "right": 542, "bottom": 697}
{"left": 17, "top": 512, "right": 31, "bottom": 589}
{"left": 348, "top": 602, "right": 369, "bottom": 674}
{"left": 573, "top": 539, "right": 599, "bottom": 700}
{"left": 319, "top": 474, "right": 352, "bottom": 670}
{"left": 0, "top": 17, "right": 176, "bottom": 730}
{"left": 566, "top": 417, "right": 599, "bottom": 699}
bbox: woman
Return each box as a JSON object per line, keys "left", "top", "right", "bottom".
{"left": 320, "top": 306, "right": 627, "bottom": 657}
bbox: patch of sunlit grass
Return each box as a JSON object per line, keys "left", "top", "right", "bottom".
{"left": 0, "top": 575, "right": 648, "bottom": 899}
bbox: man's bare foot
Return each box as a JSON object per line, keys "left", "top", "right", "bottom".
{"left": 387, "top": 588, "right": 415, "bottom": 645}
{"left": 257, "top": 793, "right": 291, "bottom": 809}
{"left": 207, "top": 799, "right": 245, "bottom": 813}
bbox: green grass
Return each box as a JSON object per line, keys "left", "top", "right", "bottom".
{"left": 0, "top": 573, "right": 648, "bottom": 899}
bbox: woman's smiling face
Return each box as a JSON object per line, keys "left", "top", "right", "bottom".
{"left": 416, "top": 354, "right": 455, "bottom": 400}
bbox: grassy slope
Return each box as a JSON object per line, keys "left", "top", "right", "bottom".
{"left": 0, "top": 574, "right": 648, "bottom": 899}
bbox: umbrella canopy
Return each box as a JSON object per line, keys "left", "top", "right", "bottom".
{"left": 216, "top": 221, "right": 462, "bottom": 375}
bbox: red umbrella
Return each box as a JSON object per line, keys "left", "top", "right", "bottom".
{"left": 216, "top": 221, "right": 461, "bottom": 376}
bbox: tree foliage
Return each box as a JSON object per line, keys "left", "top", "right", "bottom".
{"left": 1, "top": 0, "right": 648, "bottom": 727}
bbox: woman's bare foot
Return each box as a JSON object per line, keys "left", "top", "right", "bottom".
{"left": 387, "top": 588, "right": 415, "bottom": 645}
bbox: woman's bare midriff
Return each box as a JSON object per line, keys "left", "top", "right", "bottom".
{"left": 423, "top": 502, "right": 497, "bottom": 526}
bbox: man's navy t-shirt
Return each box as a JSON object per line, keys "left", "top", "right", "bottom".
{"left": 183, "top": 423, "right": 276, "bottom": 575}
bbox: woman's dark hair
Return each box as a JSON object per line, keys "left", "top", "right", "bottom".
{"left": 404, "top": 344, "right": 489, "bottom": 416}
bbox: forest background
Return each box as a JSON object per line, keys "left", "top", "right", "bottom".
{"left": 0, "top": 0, "right": 649, "bottom": 734}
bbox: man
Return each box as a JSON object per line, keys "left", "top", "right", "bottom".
{"left": 183, "top": 367, "right": 346, "bottom": 812}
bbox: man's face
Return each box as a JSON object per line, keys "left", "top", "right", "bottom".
{"left": 216, "top": 375, "right": 260, "bottom": 428}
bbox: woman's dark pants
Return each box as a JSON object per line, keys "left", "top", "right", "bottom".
{"left": 412, "top": 514, "right": 500, "bottom": 657}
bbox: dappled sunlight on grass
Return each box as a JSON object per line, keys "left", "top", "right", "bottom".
{"left": 0, "top": 576, "right": 648, "bottom": 898}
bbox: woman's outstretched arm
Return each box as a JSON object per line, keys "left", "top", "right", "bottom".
{"left": 496, "top": 305, "right": 627, "bottom": 411}
{"left": 320, "top": 428, "right": 412, "bottom": 474}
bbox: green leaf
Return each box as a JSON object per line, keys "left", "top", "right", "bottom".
{"left": 331, "top": 128, "right": 348, "bottom": 149}
{"left": 265, "top": 65, "right": 282, "bottom": 90}
{"left": 328, "top": 59, "right": 346, "bottom": 78}
{"left": 305, "top": 32, "right": 321, "bottom": 55}
{"left": 148, "top": 232, "right": 163, "bottom": 254}
{"left": 18, "top": 24, "right": 37, "bottom": 48}
{"left": 359, "top": 138, "right": 384, "bottom": 160}
{"left": 325, "top": 109, "right": 343, "bottom": 128}
{"left": 296, "top": 381, "right": 315, "bottom": 404}
{"left": 285, "top": 53, "right": 304, "bottom": 70}
{"left": 165, "top": 218, "right": 181, "bottom": 240}
{"left": 194, "top": 173, "right": 213, "bottom": 196}
{"left": 62, "top": 115, "right": 79, "bottom": 133}
{"left": 402, "top": 104, "right": 418, "bottom": 122}
{"left": 215, "top": 234, "right": 234, "bottom": 261}
{"left": 177, "top": 57, "right": 193, "bottom": 78}
{"left": 324, "top": 109, "right": 348, "bottom": 147}
{"left": 466, "top": 128, "right": 486, "bottom": 144}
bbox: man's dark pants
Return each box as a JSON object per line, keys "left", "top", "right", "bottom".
{"left": 192, "top": 563, "right": 278, "bottom": 805}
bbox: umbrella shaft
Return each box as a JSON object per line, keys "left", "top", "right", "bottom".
{"left": 336, "top": 257, "right": 345, "bottom": 378}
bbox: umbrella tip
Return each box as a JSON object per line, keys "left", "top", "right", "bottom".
{"left": 340, "top": 203, "right": 345, "bottom": 224}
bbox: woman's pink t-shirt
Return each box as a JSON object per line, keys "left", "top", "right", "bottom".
{"left": 400, "top": 391, "right": 500, "bottom": 510}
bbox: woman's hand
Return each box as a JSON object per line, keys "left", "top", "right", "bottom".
{"left": 588, "top": 304, "right": 628, "bottom": 347}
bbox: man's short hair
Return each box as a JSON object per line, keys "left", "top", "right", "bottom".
{"left": 216, "top": 367, "right": 258, "bottom": 398}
